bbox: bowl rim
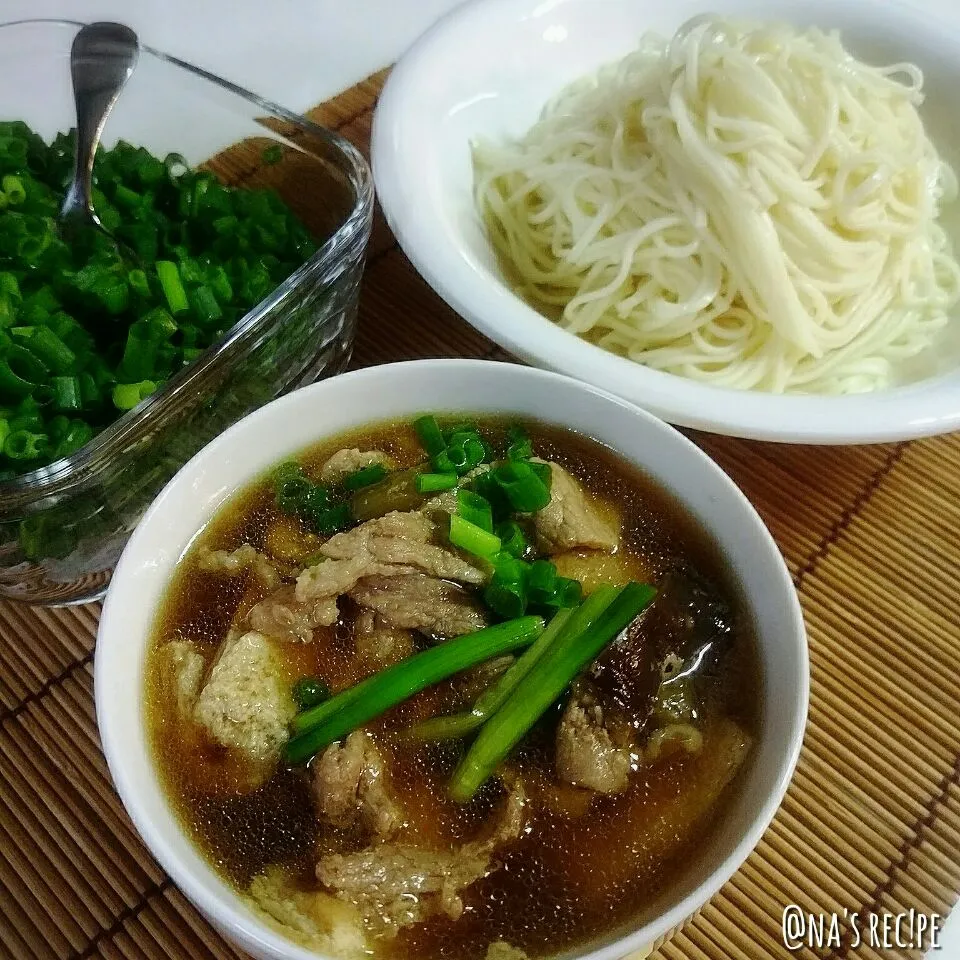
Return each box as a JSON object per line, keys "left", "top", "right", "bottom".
{"left": 96, "top": 357, "right": 809, "bottom": 960}
{"left": 0, "top": 17, "right": 374, "bottom": 504}
{"left": 370, "top": 0, "right": 960, "bottom": 445}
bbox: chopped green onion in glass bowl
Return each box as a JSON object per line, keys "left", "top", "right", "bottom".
{"left": 0, "top": 19, "right": 373, "bottom": 604}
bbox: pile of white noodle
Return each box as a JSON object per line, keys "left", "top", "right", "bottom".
{"left": 473, "top": 18, "right": 960, "bottom": 393}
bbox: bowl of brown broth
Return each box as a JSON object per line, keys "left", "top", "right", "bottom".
{"left": 96, "top": 359, "right": 807, "bottom": 960}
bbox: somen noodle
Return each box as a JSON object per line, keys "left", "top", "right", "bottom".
{"left": 473, "top": 18, "right": 960, "bottom": 393}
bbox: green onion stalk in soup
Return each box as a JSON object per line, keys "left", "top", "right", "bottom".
{"left": 144, "top": 415, "right": 760, "bottom": 960}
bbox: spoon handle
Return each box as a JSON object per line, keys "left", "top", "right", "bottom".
{"left": 62, "top": 22, "right": 140, "bottom": 219}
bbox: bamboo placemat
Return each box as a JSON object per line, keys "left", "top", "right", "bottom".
{"left": 1, "top": 70, "right": 958, "bottom": 960}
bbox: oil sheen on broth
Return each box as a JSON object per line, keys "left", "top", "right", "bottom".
{"left": 145, "top": 418, "right": 760, "bottom": 960}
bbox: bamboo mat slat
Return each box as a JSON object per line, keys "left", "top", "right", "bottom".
{"left": 1, "top": 71, "right": 958, "bottom": 960}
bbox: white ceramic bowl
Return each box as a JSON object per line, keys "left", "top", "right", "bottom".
{"left": 96, "top": 359, "right": 808, "bottom": 960}
{"left": 371, "top": 0, "right": 960, "bottom": 443}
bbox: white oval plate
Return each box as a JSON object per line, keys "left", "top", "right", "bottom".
{"left": 372, "top": 0, "right": 960, "bottom": 443}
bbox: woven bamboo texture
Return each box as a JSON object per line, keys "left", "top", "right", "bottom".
{"left": 0, "top": 70, "right": 958, "bottom": 960}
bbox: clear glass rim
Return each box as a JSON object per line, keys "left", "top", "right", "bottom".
{"left": 0, "top": 18, "right": 375, "bottom": 505}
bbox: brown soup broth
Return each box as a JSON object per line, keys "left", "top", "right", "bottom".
{"left": 146, "top": 417, "right": 762, "bottom": 958}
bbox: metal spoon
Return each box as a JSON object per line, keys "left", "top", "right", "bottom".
{"left": 58, "top": 22, "right": 140, "bottom": 247}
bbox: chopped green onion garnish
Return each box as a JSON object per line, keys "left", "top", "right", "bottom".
{"left": 344, "top": 464, "right": 388, "bottom": 491}
{"left": 495, "top": 520, "right": 528, "bottom": 560}
{"left": 444, "top": 421, "right": 479, "bottom": 443}
{"left": 24, "top": 326, "right": 75, "bottom": 375}
{"left": 304, "top": 497, "right": 334, "bottom": 541}
{"left": 506, "top": 424, "right": 528, "bottom": 446}
{"left": 292, "top": 677, "right": 330, "bottom": 711}
{"left": 432, "top": 449, "right": 456, "bottom": 473}
{"left": 449, "top": 513, "right": 501, "bottom": 558}
{"left": 491, "top": 552, "right": 526, "bottom": 584}
{"left": 191, "top": 284, "right": 222, "bottom": 324}
{"left": 55, "top": 420, "right": 93, "bottom": 457}
{"left": 164, "top": 152, "right": 189, "bottom": 180}
{"left": 111, "top": 380, "right": 156, "bottom": 411}
{"left": 416, "top": 471, "right": 458, "bottom": 494}
{"left": 3, "top": 428, "right": 46, "bottom": 460}
{"left": 484, "top": 578, "right": 527, "bottom": 619}
{"left": 274, "top": 465, "right": 313, "bottom": 514}
{"left": 551, "top": 576, "right": 583, "bottom": 608}
{"left": 527, "top": 559, "right": 557, "bottom": 603}
{"left": 456, "top": 488, "right": 493, "bottom": 532}
{"left": 0, "top": 272, "right": 21, "bottom": 301}
{"left": 414, "top": 415, "right": 446, "bottom": 456}
{"left": 51, "top": 376, "right": 82, "bottom": 412}
{"left": 2, "top": 174, "right": 26, "bottom": 205}
{"left": 445, "top": 436, "right": 486, "bottom": 474}
{"left": 493, "top": 461, "right": 552, "bottom": 512}
{"left": 507, "top": 437, "right": 533, "bottom": 461}
{"left": 484, "top": 552, "right": 529, "bottom": 618}
{"left": 312, "top": 502, "right": 353, "bottom": 535}
{"left": 147, "top": 313, "right": 179, "bottom": 346}
{"left": 0, "top": 358, "right": 33, "bottom": 397}
{"left": 9, "top": 408, "right": 43, "bottom": 431}
{"left": 156, "top": 260, "right": 189, "bottom": 315}
{"left": 471, "top": 469, "right": 512, "bottom": 522}
{"left": 274, "top": 460, "right": 304, "bottom": 481}
{"left": 127, "top": 268, "right": 151, "bottom": 299}
{"left": 206, "top": 265, "right": 233, "bottom": 302}
{"left": 530, "top": 460, "right": 552, "bottom": 486}
{"left": 95, "top": 277, "right": 130, "bottom": 315}
{"left": 113, "top": 183, "right": 142, "bottom": 209}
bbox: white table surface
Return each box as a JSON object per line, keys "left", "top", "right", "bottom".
{"left": 3, "top": 0, "right": 956, "bottom": 954}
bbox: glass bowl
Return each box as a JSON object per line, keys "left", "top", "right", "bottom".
{"left": 0, "top": 19, "right": 374, "bottom": 605}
